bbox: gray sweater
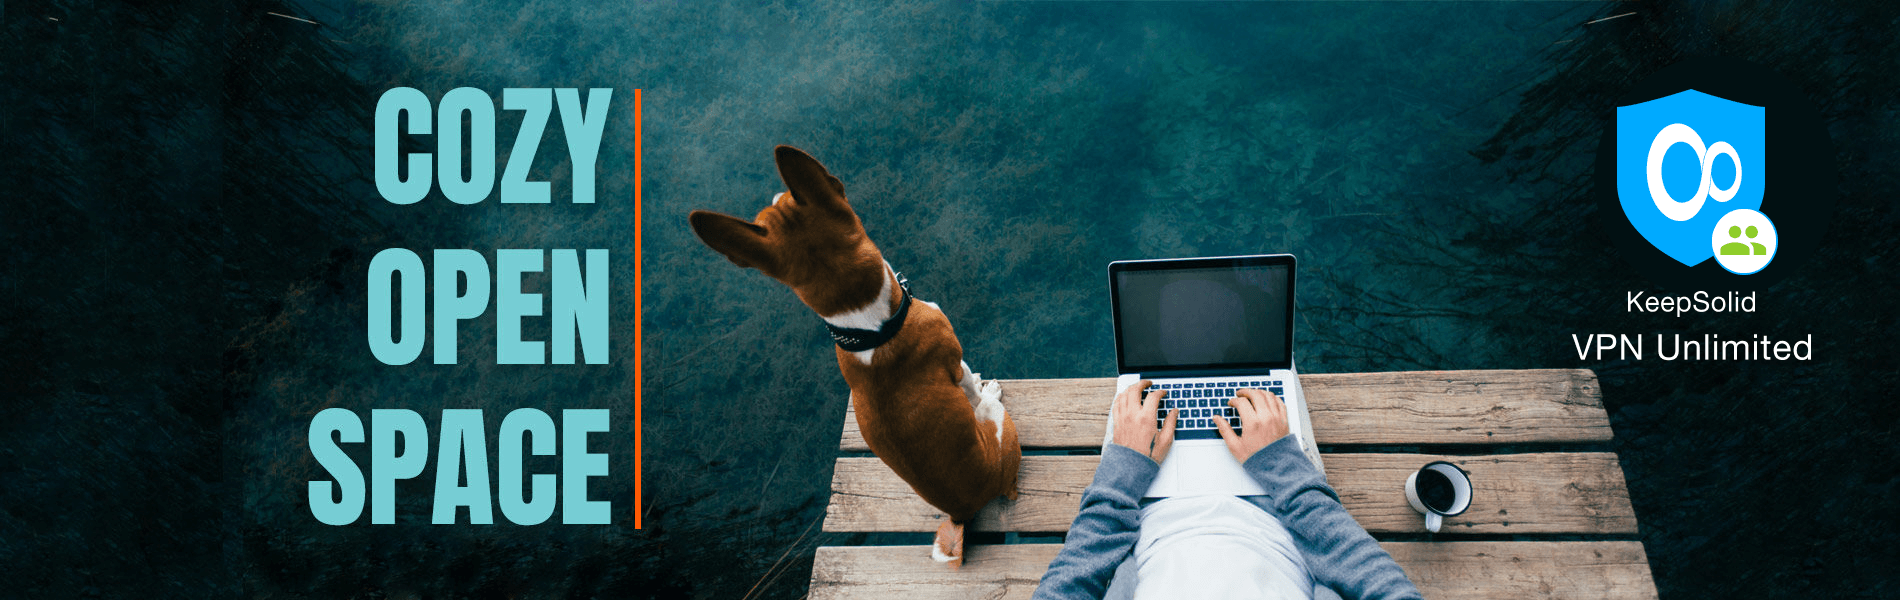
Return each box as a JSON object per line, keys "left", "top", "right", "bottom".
{"left": 1032, "top": 437, "right": 1424, "bottom": 600}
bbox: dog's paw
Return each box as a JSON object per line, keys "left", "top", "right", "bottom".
{"left": 979, "top": 379, "right": 1002, "bottom": 404}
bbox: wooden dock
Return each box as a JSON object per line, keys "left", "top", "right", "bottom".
{"left": 812, "top": 369, "right": 1658, "bottom": 599}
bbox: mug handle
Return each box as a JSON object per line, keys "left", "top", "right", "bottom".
{"left": 1425, "top": 512, "right": 1442, "bottom": 533}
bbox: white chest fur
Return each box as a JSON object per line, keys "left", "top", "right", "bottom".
{"left": 822, "top": 262, "right": 897, "bottom": 364}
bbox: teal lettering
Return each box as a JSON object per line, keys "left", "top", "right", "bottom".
{"left": 309, "top": 408, "right": 365, "bottom": 525}
{"left": 552, "top": 249, "right": 608, "bottom": 364}
{"left": 499, "top": 409, "right": 557, "bottom": 525}
{"left": 501, "top": 88, "right": 553, "bottom": 204}
{"left": 370, "top": 409, "right": 428, "bottom": 524}
{"left": 432, "top": 410, "right": 494, "bottom": 525}
{"left": 555, "top": 88, "right": 611, "bottom": 204}
{"left": 438, "top": 87, "right": 496, "bottom": 205}
{"left": 368, "top": 248, "right": 426, "bottom": 365}
{"left": 496, "top": 249, "right": 545, "bottom": 364}
{"left": 562, "top": 409, "right": 610, "bottom": 524}
{"left": 375, "top": 87, "right": 432, "bottom": 205}
{"left": 432, "top": 250, "right": 491, "bottom": 364}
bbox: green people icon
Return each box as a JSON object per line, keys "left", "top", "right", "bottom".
{"left": 1711, "top": 208, "right": 1777, "bottom": 275}
{"left": 1720, "top": 225, "right": 1768, "bottom": 256}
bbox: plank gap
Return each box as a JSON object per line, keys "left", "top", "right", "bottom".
{"left": 841, "top": 369, "right": 1612, "bottom": 451}
{"left": 826, "top": 453, "right": 1638, "bottom": 535}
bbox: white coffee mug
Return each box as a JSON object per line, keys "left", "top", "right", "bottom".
{"left": 1404, "top": 461, "right": 1472, "bottom": 533}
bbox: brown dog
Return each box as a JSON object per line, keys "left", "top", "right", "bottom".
{"left": 689, "top": 146, "right": 1021, "bottom": 566}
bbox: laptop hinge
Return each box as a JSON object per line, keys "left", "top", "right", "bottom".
{"left": 1131, "top": 365, "right": 1291, "bottom": 379}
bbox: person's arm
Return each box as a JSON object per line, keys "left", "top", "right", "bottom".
{"left": 1033, "top": 381, "right": 1179, "bottom": 600}
{"left": 1217, "top": 389, "right": 1423, "bottom": 600}
{"left": 1243, "top": 437, "right": 1422, "bottom": 600}
{"left": 1030, "top": 444, "right": 1158, "bottom": 600}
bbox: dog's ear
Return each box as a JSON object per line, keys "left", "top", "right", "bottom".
{"left": 774, "top": 145, "right": 848, "bottom": 211}
{"left": 689, "top": 210, "right": 777, "bottom": 271}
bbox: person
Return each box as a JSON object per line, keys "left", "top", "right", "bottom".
{"left": 1721, "top": 225, "right": 1769, "bottom": 256}
{"left": 1720, "top": 225, "right": 1753, "bottom": 256}
{"left": 1032, "top": 381, "right": 1424, "bottom": 600}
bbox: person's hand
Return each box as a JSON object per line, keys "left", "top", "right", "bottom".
{"left": 1214, "top": 388, "right": 1289, "bottom": 463}
{"left": 1112, "top": 380, "right": 1178, "bottom": 464}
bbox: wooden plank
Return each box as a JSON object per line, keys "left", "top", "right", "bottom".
{"left": 824, "top": 453, "right": 1636, "bottom": 534}
{"left": 840, "top": 369, "right": 1608, "bottom": 450}
{"left": 1385, "top": 541, "right": 1657, "bottom": 600}
{"left": 811, "top": 541, "right": 1657, "bottom": 600}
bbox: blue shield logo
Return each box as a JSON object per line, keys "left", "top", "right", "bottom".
{"left": 1616, "top": 90, "right": 1765, "bottom": 266}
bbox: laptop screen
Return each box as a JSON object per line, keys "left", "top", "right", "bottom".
{"left": 1110, "top": 255, "right": 1295, "bottom": 374}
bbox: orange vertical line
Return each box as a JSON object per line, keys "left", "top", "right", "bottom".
{"left": 634, "top": 88, "right": 644, "bottom": 530}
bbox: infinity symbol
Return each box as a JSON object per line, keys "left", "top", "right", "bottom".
{"left": 1646, "top": 123, "right": 1742, "bottom": 222}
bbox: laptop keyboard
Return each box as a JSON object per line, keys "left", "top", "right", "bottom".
{"left": 1147, "top": 379, "right": 1284, "bottom": 440}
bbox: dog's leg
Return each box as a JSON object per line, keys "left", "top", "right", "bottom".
{"left": 960, "top": 361, "right": 1008, "bottom": 446}
{"left": 932, "top": 517, "right": 965, "bottom": 567}
{"left": 977, "top": 380, "right": 1006, "bottom": 445}
{"left": 958, "top": 360, "right": 984, "bottom": 407}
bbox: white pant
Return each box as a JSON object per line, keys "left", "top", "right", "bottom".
{"left": 1100, "top": 388, "right": 1330, "bottom": 599}
{"left": 1110, "top": 495, "right": 1315, "bottom": 600}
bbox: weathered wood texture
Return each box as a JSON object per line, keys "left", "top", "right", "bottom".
{"left": 840, "top": 369, "right": 1608, "bottom": 451}
{"left": 819, "top": 369, "right": 1649, "bottom": 598}
{"left": 811, "top": 542, "right": 1657, "bottom": 600}
{"left": 825, "top": 452, "right": 1636, "bottom": 534}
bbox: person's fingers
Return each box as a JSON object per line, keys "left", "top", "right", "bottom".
{"left": 1127, "top": 380, "right": 1152, "bottom": 414}
{"left": 1153, "top": 409, "right": 1178, "bottom": 462}
{"left": 1143, "top": 388, "right": 1166, "bottom": 418}
{"left": 1224, "top": 395, "right": 1247, "bottom": 436}
{"left": 1257, "top": 389, "right": 1289, "bottom": 441}
{"left": 1232, "top": 390, "right": 1261, "bottom": 423}
{"left": 1239, "top": 388, "right": 1269, "bottom": 406}
{"left": 1214, "top": 415, "right": 1244, "bottom": 459}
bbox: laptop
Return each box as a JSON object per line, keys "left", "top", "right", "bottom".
{"left": 1108, "top": 254, "right": 1315, "bottom": 498}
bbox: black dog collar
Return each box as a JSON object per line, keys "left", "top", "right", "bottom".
{"left": 825, "top": 272, "right": 912, "bottom": 352}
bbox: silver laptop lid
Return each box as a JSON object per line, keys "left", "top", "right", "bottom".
{"left": 1109, "top": 254, "right": 1296, "bottom": 377}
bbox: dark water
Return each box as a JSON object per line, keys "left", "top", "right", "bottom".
{"left": 5, "top": 1, "right": 1897, "bottom": 598}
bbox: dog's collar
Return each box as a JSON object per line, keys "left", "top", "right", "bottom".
{"left": 826, "top": 271, "right": 912, "bottom": 352}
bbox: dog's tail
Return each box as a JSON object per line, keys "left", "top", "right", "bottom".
{"left": 932, "top": 517, "right": 965, "bottom": 568}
